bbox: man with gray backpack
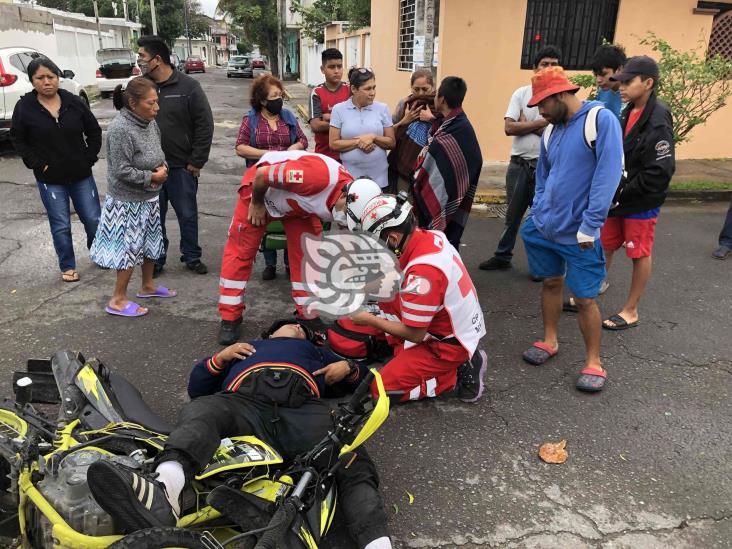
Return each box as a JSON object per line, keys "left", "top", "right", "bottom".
{"left": 519, "top": 66, "right": 623, "bottom": 393}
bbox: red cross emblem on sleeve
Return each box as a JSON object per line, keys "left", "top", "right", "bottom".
{"left": 287, "top": 170, "right": 304, "bottom": 184}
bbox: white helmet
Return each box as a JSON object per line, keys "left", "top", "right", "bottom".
{"left": 360, "top": 192, "right": 413, "bottom": 240}
{"left": 342, "top": 178, "right": 382, "bottom": 231}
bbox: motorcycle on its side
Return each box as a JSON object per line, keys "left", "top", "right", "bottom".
{"left": 0, "top": 350, "right": 389, "bottom": 548}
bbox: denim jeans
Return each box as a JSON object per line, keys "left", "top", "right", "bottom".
{"left": 719, "top": 197, "right": 732, "bottom": 248}
{"left": 494, "top": 156, "right": 536, "bottom": 262}
{"left": 263, "top": 249, "right": 289, "bottom": 268}
{"left": 157, "top": 167, "right": 202, "bottom": 266}
{"left": 36, "top": 176, "right": 101, "bottom": 271}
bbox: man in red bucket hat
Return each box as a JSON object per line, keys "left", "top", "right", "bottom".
{"left": 519, "top": 66, "right": 623, "bottom": 392}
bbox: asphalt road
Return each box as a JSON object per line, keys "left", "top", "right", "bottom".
{"left": 0, "top": 68, "right": 730, "bottom": 549}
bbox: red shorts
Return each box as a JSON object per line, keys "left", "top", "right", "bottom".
{"left": 600, "top": 216, "right": 658, "bottom": 258}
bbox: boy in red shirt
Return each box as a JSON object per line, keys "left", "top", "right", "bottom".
{"left": 309, "top": 48, "right": 350, "bottom": 160}
{"left": 601, "top": 56, "right": 675, "bottom": 331}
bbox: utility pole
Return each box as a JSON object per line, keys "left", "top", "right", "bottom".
{"left": 183, "top": 0, "right": 192, "bottom": 57}
{"left": 422, "top": 0, "right": 436, "bottom": 77}
{"left": 122, "top": 0, "right": 128, "bottom": 21}
{"left": 93, "top": 0, "right": 104, "bottom": 51}
{"left": 276, "top": 0, "right": 285, "bottom": 79}
{"left": 150, "top": 0, "right": 158, "bottom": 35}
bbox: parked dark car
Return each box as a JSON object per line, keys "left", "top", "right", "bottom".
{"left": 95, "top": 48, "right": 140, "bottom": 98}
{"left": 251, "top": 58, "right": 266, "bottom": 70}
{"left": 184, "top": 56, "right": 205, "bottom": 74}
{"left": 170, "top": 52, "right": 185, "bottom": 71}
{"left": 227, "top": 55, "right": 253, "bottom": 78}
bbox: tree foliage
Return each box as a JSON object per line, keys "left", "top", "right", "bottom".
{"left": 571, "top": 33, "right": 732, "bottom": 145}
{"left": 216, "top": 0, "right": 279, "bottom": 73}
{"left": 291, "top": 0, "right": 370, "bottom": 43}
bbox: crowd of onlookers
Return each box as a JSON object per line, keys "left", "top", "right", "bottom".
{"left": 8, "top": 37, "right": 731, "bottom": 373}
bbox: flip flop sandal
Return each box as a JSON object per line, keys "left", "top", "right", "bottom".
{"left": 136, "top": 286, "right": 178, "bottom": 299}
{"left": 105, "top": 301, "right": 148, "bottom": 317}
{"left": 602, "top": 314, "right": 639, "bottom": 331}
{"left": 522, "top": 342, "right": 558, "bottom": 366}
{"left": 61, "top": 270, "right": 80, "bottom": 283}
{"left": 576, "top": 366, "right": 607, "bottom": 392}
{"left": 562, "top": 297, "right": 578, "bottom": 313}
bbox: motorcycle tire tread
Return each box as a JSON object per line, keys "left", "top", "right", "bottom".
{"left": 107, "top": 526, "right": 208, "bottom": 549}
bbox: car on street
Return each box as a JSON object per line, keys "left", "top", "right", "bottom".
{"left": 227, "top": 55, "right": 253, "bottom": 78}
{"left": 95, "top": 48, "right": 140, "bottom": 98}
{"left": 0, "top": 47, "right": 89, "bottom": 140}
{"left": 170, "top": 52, "right": 185, "bottom": 71}
{"left": 184, "top": 56, "right": 205, "bottom": 74}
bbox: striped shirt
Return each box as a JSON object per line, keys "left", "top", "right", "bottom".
{"left": 236, "top": 112, "right": 308, "bottom": 151}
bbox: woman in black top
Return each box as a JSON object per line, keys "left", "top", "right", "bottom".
{"left": 10, "top": 57, "right": 102, "bottom": 283}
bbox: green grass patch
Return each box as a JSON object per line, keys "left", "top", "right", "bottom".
{"left": 670, "top": 180, "right": 732, "bottom": 191}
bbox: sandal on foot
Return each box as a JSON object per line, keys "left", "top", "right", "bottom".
{"left": 522, "top": 342, "right": 558, "bottom": 366}
{"left": 602, "top": 314, "right": 639, "bottom": 331}
{"left": 136, "top": 286, "right": 177, "bottom": 299}
{"left": 576, "top": 367, "right": 607, "bottom": 392}
{"left": 62, "top": 270, "right": 80, "bottom": 283}
{"left": 562, "top": 297, "right": 578, "bottom": 313}
{"left": 105, "top": 301, "right": 148, "bottom": 317}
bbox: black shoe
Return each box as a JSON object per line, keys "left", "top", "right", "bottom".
{"left": 478, "top": 257, "right": 511, "bottom": 271}
{"left": 262, "top": 265, "right": 276, "bottom": 280}
{"left": 712, "top": 245, "right": 731, "bottom": 260}
{"left": 186, "top": 261, "right": 208, "bottom": 274}
{"left": 530, "top": 274, "right": 544, "bottom": 282}
{"left": 456, "top": 349, "right": 487, "bottom": 403}
{"left": 218, "top": 317, "right": 242, "bottom": 345}
{"left": 87, "top": 460, "right": 178, "bottom": 534}
{"left": 153, "top": 264, "right": 164, "bottom": 278}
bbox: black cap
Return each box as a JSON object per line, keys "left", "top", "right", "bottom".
{"left": 610, "top": 55, "right": 659, "bottom": 83}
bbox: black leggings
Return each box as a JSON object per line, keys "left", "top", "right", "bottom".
{"left": 158, "top": 392, "right": 389, "bottom": 548}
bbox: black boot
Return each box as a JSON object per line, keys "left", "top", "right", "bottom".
{"left": 218, "top": 317, "right": 242, "bottom": 345}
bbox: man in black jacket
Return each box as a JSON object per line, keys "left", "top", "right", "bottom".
{"left": 600, "top": 56, "right": 675, "bottom": 331}
{"left": 137, "top": 36, "right": 214, "bottom": 276}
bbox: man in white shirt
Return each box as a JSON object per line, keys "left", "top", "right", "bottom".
{"left": 479, "top": 45, "right": 562, "bottom": 273}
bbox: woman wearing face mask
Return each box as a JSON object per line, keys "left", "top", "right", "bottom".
{"left": 329, "top": 68, "right": 395, "bottom": 189}
{"left": 90, "top": 78, "right": 175, "bottom": 317}
{"left": 235, "top": 74, "right": 308, "bottom": 280}
{"left": 10, "top": 57, "right": 102, "bottom": 283}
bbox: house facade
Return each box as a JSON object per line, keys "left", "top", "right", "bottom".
{"left": 370, "top": 0, "right": 732, "bottom": 161}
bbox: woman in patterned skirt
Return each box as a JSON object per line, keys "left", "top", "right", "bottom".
{"left": 90, "top": 78, "right": 176, "bottom": 317}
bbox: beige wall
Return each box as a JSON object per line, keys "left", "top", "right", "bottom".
{"left": 370, "top": 0, "right": 730, "bottom": 161}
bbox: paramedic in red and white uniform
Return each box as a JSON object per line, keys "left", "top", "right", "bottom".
{"left": 349, "top": 193, "right": 488, "bottom": 403}
{"left": 217, "top": 150, "right": 380, "bottom": 346}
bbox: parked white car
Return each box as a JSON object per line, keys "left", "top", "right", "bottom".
{"left": 0, "top": 47, "right": 88, "bottom": 140}
{"left": 96, "top": 48, "right": 141, "bottom": 97}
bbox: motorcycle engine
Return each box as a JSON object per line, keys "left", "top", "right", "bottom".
{"left": 26, "top": 450, "right": 140, "bottom": 546}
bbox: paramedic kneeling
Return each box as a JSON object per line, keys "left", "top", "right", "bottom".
{"left": 350, "top": 193, "right": 488, "bottom": 403}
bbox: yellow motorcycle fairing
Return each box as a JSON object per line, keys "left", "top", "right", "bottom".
{"left": 74, "top": 365, "right": 124, "bottom": 424}
{"left": 195, "top": 436, "right": 283, "bottom": 480}
{"left": 339, "top": 369, "right": 389, "bottom": 456}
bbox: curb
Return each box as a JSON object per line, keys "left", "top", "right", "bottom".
{"left": 473, "top": 188, "right": 732, "bottom": 206}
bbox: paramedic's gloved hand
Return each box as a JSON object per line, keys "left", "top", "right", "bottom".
{"left": 216, "top": 342, "right": 256, "bottom": 364}
{"left": 313, "top": 360, "right": 351, "bottom": 385}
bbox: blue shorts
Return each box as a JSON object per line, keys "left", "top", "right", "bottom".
{"left": 520, "top": 217, "right": 606, "bottom": 298}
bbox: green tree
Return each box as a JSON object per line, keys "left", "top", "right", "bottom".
{"left": 291, "top": 0, "right": 370, "bottom": 43}
{"left": 217, "top": 0, "right": 279, "bottom": 73}
{"left": 571, "top": 33, "right": 732, "bottom": 145}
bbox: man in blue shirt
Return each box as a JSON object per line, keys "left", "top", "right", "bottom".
{"left": 592, "top": 44, "right": 627, "bottom": 119}
{"left": 519, "top": 67, "right": 623, "bottom": 393}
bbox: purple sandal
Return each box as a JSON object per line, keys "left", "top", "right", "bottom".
{"left": 136, "top": 286, "right": 177, "bottom": 299}
{"left": 105, "top": 301, "right": 148, "bottom": 317}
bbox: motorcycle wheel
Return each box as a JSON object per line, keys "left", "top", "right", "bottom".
{"left": 107, "top": 527, "right": 209, "bottom": 549}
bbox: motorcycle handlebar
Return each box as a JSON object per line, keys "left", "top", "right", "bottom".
{"left": 253, "top": 499, "right": 298, "bottom": 549}
{"left": 348, "top": 369, "right": 374, "bottom": 408}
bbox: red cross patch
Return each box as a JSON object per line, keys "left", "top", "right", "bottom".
{"left": 286, "top": 170, "right": 304, "bottom": 184}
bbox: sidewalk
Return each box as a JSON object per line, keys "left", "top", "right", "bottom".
{"left": 284, "top": 82, "right": 732, "bottom": 204}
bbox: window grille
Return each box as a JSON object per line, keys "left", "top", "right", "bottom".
{"left": 398, "top": 0, "right": 416, "bottom": 71}
{"left": 521, "top": 0, "right": 620, "bottom": 70}
{"left": 709, "top": 10, "right": 732, "bottom": 60}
